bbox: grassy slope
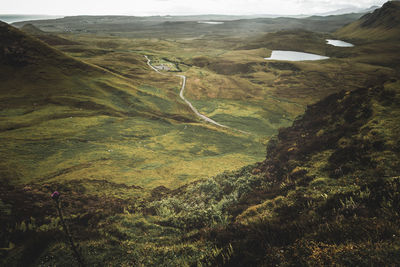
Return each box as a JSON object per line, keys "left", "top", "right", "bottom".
{"left": 180, "top": 30, "right": 394, "bottom": 139}
{"left": 15, "top": 14, "right": 396, "bottom": 142}
{"left": 2, "top": 77, "right": 399, "bottom": 267}
{"left": 335, "top": 1, "right": 400, "bottom": 42}
{"left": 62, "top": 28, "right": 395, "bottom": 138}
{"left": 216, "top": 79, "right": 400, "bottom": 266}
{"left": 333, "top": 2, "right": 400, "bottom": 74}
{"left": 0, "top": 22, "right": 263, "bottom": 188}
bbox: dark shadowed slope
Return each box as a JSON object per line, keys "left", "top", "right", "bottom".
{"left": 204, "top": 78, "right": 400, "bottom": 266}
{"left": 0, "top": 20, "right": 127, "bottom": 116}
{"left": 19, "top": 23, "right": 46, "bottom": 35}
{"left": 20, "top": 23, "right": 81, "bottom": 46}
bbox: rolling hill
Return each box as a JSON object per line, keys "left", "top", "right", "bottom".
{"left": 2, "top": 71, "right": 399, "bottom": 266}
{"left": 11, "top": 12, "right": 367, "bottom": 38}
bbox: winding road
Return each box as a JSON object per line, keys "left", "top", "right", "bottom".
{"left": 145, "top": 55, "right": 232, "bottom": 130}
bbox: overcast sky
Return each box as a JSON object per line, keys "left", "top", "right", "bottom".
{"left": 0, "top": 0, "right": 388, "bottom": 16}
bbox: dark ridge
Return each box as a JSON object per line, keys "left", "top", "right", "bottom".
{"left": 20, "top": 23, "right": 46, "bottom": 34}
{"left": 20, "top": 23, "right": 81, "bottom": 45}
{"left": 0, "top": 21, "right": 96, "bottom": 71}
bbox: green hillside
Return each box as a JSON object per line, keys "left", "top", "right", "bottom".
{"left": 2, "top": 75, "right": 399, "bottom": 267}
{"left": 335, "top": 1, "right": 400, "bottom": 41}
{"left": 0, "top": 21, "right": 133, "bottom": 117}
{"left": 20, "top": 23, "right": 46, "bottom": 35}
{"left": 0, "top": 21, "right": 263, "bottom": 188}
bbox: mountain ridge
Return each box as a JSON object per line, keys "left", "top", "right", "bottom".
{"left": 335, "top": 1, "right": 400, "bottom": 41}
{"left": 360, "top": 1, "right": 400, "bottom": 28}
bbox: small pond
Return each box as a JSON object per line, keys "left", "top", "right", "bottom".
{"left": 326, "top": 39, "right": 354, "bottom": 47}
{"left": 264, "top": 50, "right": 329, "bottom": 61}
{"left": 197, "top": 21, "right": 224, "bottom": 25}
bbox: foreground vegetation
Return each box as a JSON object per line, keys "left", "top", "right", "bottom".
{"left": 2, "top": 78, "right": 399, "bottom": 266}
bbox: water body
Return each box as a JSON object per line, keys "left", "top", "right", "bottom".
{"left": 265, "top": 50, "right": 329, "bottom": 61}
{"left": 197, "top": 21, "right": 224, "bottom": 25}
{"left": 0, "top": 15, "right": 63, "bottom": 24}
{"left": 326, "top": 39, "right": 354, "bottom": 47}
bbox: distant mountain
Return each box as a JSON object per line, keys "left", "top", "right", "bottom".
{"left": 336, "top": 1, "right": 400, "bottom": 41}
{"left": 11, "top": 12, "right": 365, "bottom": 38}
{"left": 315, "top": 5, "right": 380, "bottom": 16}
{"left": 0, "top": 14, "right": 63, "bottom": 24}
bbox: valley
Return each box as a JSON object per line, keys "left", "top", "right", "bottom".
{"left": 145, "top": 55, "right": 232, "bottom": 130}
{"left": 1, "top": 1, "right": 400, "bottom": 266}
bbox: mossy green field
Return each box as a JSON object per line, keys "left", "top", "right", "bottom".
{"left": 2, "top": 13, "right": 397, "bottom": 189}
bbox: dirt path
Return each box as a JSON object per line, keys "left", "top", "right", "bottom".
{"left": 145, "top": 55, "right": 249, "bottom": 134}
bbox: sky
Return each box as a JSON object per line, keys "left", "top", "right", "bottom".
{"left": 0, "top": 0, "right": 389, "bottom": 16}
